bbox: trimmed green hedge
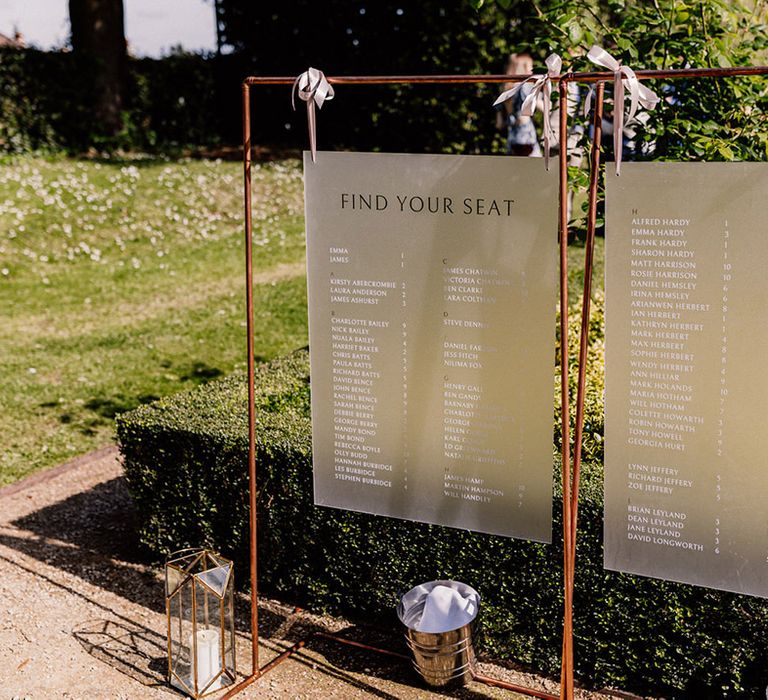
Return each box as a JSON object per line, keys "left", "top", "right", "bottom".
{"left": 0, "top": 47, "right": 242, "bottom": 153}
{"left": 0, "top": 45, "right": 505, "bottom": 155}
{"left": 117, "top": 303, "right": 768, "bottom": 698}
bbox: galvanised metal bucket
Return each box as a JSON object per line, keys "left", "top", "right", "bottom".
{"left": 396, "top": 580, "right": 480, "bottom": 687}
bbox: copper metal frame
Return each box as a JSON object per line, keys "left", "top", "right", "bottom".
{"left": 563, "top": 66, "right": 767, "bottom": 700}
{"left": 228, "top": 65, "right": 768, "bottom": 700}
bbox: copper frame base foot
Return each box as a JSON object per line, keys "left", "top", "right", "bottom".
{"left": 472, "top": 672, "right": 559, "bottom": 700}
{"left": 218, "top": 673, "right": 259, "bottom": 700}
{"left": 217, "top": 631, "right": 560, "bottom": 699}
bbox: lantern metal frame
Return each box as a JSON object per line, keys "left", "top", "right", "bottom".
{"left": 166, "top": 548, "right": 237, "bottom": 699}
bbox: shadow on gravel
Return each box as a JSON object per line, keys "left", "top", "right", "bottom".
{"left": 306, "top": 633, "right": 507, "bottom": 700}
{"left": 5, "top": 478, "right": 299, "bottom": 635}
{"left": 11, "top": 476, "right": 146, "bottom": 565}
{"left": 1, "top": 476, "right": 507, "bottom": 698}
{"left": 73, "top": 618, "right": 174, "bottom": 694}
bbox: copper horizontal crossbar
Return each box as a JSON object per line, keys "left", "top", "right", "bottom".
{"left": 244, "top": 65, "right": 768, "bottom": 86}
{"left": 219, "top": 631, "right": 560, "bottom": 700}
{"left": 236, "top": 64, "right": 768, "bottom": 700}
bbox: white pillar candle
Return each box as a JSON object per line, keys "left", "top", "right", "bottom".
{"left": 192, "top": 628, "right": 222, "bottom": 692}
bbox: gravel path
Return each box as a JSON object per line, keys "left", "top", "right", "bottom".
{"left": 0, "top": 448, "right": 646, "bottom": 700}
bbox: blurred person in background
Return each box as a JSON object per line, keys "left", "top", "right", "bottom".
{"left": 495, "top": 52, "right": 542, "bottom": 157}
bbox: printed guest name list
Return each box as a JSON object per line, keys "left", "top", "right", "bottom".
{"left": 305, "top": 151, "right": 556, "bottom": 541}
{"left": 605, "top": 162, "right": 768, "bottom": 597}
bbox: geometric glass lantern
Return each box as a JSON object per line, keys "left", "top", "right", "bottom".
{"left": 165, "top": 548, "right": 236, "bottom": 698}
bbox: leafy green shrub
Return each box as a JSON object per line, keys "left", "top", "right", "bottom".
{"left": 117, "top": 308, "right": 768, "bottom": 698}
{"left": 555, "top": 291, "right": 605, "bottom": 465}
{"left": 472, "top": 0, "right": 767, "bottom": 163}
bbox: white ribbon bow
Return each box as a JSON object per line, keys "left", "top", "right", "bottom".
{"left": 292, "top": 67, "right": 335, "bottom": 163}
{"left": 586, "top": 46, "right": 660, "bottom": 175}
{"left": 493, "top": 53, "right": 562, "bottom": 170}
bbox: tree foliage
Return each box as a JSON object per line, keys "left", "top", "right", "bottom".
{"left": 213, "top": 0, "right": 766, "bottom": 224}
{"left": 472, "top": 0, "right": 768, "bottom": 162}
{"left": 214, "top": 1, "right": 537, "bottom": 153}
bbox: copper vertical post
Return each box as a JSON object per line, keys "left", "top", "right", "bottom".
{"left": 220, "top": 79, "right": 263, "bottom": 700}
{"left": 242, "top": 81, "right": 260, "bottom": 677}
{"left": 558, "top": 77, "right": 574, "bottom": 700}
{"left": 570, "top": 82, "right": 605, "bottom": 563}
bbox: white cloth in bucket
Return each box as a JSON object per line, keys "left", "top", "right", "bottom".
{"left": 415, "top": 584, "right": 478, "bottom": 633}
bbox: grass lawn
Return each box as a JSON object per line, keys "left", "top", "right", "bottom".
{"left": 0, "top": 155, "right": 604, "bottom": 487}
{"left": 0, "top": 156, "right": 308, "bottom": 486}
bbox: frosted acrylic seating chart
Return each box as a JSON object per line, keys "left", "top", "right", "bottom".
{"left": 605, "top": 162, "right": 768, "bottom": 596}
{"left": 304, "top": 152, "right": 556, "bottom": 540}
